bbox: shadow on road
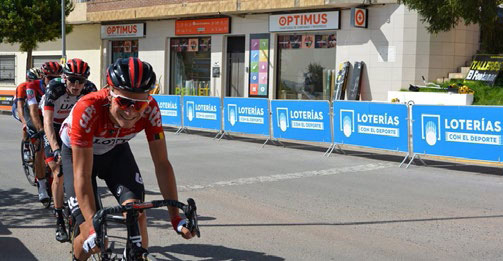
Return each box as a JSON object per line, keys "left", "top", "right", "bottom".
{"left": 0, "top": 237, "right": 37, "bottom": 260}
{"left": 0, "top": 188, "right": 53, "bottom": 229}
{"left": 150, "top": 244, "right": 284, "bottom": 261}
{"left": 200, "top": 214, "right": 503, "bottom": 228}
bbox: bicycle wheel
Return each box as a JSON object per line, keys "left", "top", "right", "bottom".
{"left": 20, "top": 139, "right": 36, "bottom": 186}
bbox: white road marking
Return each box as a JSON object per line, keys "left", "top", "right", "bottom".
{"left": 176, "top": 162, "right": 396, "bottom": 192}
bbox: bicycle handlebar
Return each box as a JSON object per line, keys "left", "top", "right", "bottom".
{"left": 93, "top": 198, "right": 200, "bottom": 251}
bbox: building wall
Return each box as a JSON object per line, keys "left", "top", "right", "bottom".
{"left": 336, "top": 4, "right": 480, "bottom": 101}
{"left": 0, "top": 24, "right": 102, "bottom": 89}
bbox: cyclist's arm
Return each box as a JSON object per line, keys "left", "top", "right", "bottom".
{"left": 43, "top": 109, "right": 59, "bottom": 152}
{"left": 148, "top": 139, "right": 179, "bottom": 218}
{"left": 29, "top": 104, "right": 43, "bottom": 131}
{"left": 17, "top": 100, "right": 27, "bottom": 126}
{"left": 73, "top": 146, "right": 97, "bottom": 222}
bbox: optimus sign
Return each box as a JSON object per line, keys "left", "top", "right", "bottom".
{"left": 269, "top": 11, "right": 340, "bottom": 32}
{"left": 101, "top": 23, "right": 145, "bottom": 39}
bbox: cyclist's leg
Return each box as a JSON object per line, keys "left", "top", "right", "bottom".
{"left": 47, "top": 134, "right": 67, "bottom": 242}
{"left": 27, "top": 116, "right": 48, "bottom": 202}
{"left": 100, "top": 142, "right": 148, "bottom": 248}
{"left": 62, "top": 144, "right": 100, "bottom": 260}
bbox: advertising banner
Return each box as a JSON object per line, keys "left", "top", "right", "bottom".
{"left": 183, "top": 96, "right": 221, "bottom": 130}
{"left": 412, "top": 105, "right": 503, "bottom": 162}
{"left": 269, "top": 11, "right": 340, "bottom": 32}
{"left": 333, "top": 101, "right": 408, "bottom": 152}
{"left": 0, "top": 90, "right": 15, "bottom": 111}
{"left": 249, "top": 34, "right": 270, "bottom": 97}
{"left": 271, "top": 100, "right": 331, "bottom": 143}
{"left": 465, "top": 55, "right": 503, "bottom": 85}
{"left": 223, "top": 98, "right": 269, "bottom": 136}
{"left": 153, "top": 95, "right": 182, "bottom": 127}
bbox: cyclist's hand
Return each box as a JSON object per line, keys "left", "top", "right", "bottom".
{"left": 171, "top": 216, "right": 195, "bottom": 240}
{"left": 83, "top": 228, "right": 98, "bottom": 253}
{"left": 53, "top": 149, "right": 61, "bottom": 164}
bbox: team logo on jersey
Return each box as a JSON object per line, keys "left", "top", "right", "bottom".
{"left": 135, "top": 173, "right": 143, "bottom": 184}
{"left": 79, "top": 105, "right": 96, "bottom": 133}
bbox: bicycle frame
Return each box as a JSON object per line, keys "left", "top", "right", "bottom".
{"left": 92, "top": 198, "right": 200, "bottom": 260}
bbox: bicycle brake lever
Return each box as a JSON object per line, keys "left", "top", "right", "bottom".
{"left": 186, "top": 198, "right": 201, "bottom": 238}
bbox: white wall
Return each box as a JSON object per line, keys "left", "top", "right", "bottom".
{"left": 336, "top": 4, "right": 480, "bottom": 101}
{"left": 0, "top": 24, "right": 102, "bottom": 89}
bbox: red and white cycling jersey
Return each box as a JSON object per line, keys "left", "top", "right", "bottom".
{"left": 60, "top": 88, "right": 164, "bottom": 155}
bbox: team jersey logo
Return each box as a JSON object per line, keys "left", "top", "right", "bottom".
{"left": 80, "top": 105, "right": 96, "bottom": 133}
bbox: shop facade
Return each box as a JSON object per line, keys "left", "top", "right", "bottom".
{"left": 0, "top": 2, "right": 480, "bottom": 103}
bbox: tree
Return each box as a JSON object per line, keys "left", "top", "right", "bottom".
{"left": 400, "top": 0, "right": 503, "bottom": 53}
{"left": 0, "top": 0, "right": 74, "bottom": 71}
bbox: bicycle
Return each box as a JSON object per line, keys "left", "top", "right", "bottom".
{"left": 69, "top": 198, "right": 200, "bottom": 260}
{"left": 20, "top": 129, "right": 53, "bottom": 208}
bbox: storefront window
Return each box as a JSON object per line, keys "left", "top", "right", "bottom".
{"left": 112, "top": 40, "right": 138, "bottom": 63}
{"left": 277, "top": 33, "right": 336, "bottom": 100}
{"left": 170, "top": 37, "right": 211, "bottom": 96}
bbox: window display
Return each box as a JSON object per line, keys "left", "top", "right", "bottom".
{"left": 170, "top": 37, "right": 211, "bottom": 96}
{"left": 112, "top": 40, "right": 138, "bottom": 63}
{"left": 277, "top": 33, "right": 336, "bottom": 100}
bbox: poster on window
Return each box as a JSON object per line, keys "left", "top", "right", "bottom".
{"left": 302, "top": 35, "right": 314, "bottom": 49}
{"left": 315, "top": 35, "right": 328, "bottom": 48}
{"left": 249, "top": 34, "right": 270, "bottom": 97}
{"left": 188, "top": 38, "right": 199, "bottom": 52}
{"left": 200, "top": 38, "right": 211, "bottom": 52}
{"left": 123, "top": 40, "right": 132, "bottom": 52}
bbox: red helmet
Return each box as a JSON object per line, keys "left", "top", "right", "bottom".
{"left": 106, "top": 57, "right": 156, "bottom": 93}
{"left": 63, "top": 58, "right": 90, "bottom": 78}
{"left": 41, "top": 61, "right": 62, "bottom": 76}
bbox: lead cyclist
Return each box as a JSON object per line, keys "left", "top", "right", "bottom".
{"left": 59, "top": 57, "right": 195, "bottom": 261}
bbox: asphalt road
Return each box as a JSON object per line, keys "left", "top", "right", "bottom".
{"left": 1, "top": 114, "right": 503, "bottom": 260}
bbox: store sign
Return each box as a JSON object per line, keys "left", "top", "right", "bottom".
{"left": 412, "top": 105, "right": 503, "bottom": 162}
{"left": 223, "top": 97, "right": 270, "bottom": 136}
{"left": 249, "top": 34, "right": 270, "bottom": 97}
{"left": 101, "top": 23, "right": 145, "bottom": 39}
{"left": 271, "top": 100, "right": 331, "bottom": 143}
{"left": 153, "top": 95, "right": 182, "bottom": 127}
{"left": 351, "top": 8, "right": 368, "bottom": 28}
{"left": 175, "top": 18, "right": 230, "bottom": 35}
{"left": 183, "top": 96, "right": 221, "bottom": 130}
{"left": 465, "top": 55, "right": 503, "bottom": 86}
{"left": 333, "top": 101, "right": 408, "bottom": 152}
{"left": 269, "top": 11, "right": 340, "bottom": 32}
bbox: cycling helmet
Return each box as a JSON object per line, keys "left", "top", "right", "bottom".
{"left": 63, "top": 58, "right": 90, "bottom": 78}
{"left": 26, "top": 67, "right": 43, "bottom": 80}
{"left": 41, "top": 61, "right": 63, "bottom": 76}
{"left": 106, "top": 57, "right": 156, "bottom": 93}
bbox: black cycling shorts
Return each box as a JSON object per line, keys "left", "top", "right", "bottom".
{"left": 62, "top": 142, "right": 145, "bottom": 225}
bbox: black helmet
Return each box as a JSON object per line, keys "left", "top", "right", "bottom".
{"left": 63, "top": 58, "right": 90, "bottom": 78}
{"left": 26, "top": 67, "right": 43, "bottom": 80}
{"left": 106, "top": 57, "right": 156, "bottom": 93}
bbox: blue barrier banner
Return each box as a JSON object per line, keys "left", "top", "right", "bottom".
{"left": 412, "top": 105, "right": 503, "bottom": 162}
{"left": 183, "top": 96, "right": 221, "bottom": 130}
{"left": 153, "top": 95, "right": 181, "bottom": 127}
{"left": 333, "top": 101, "right": 408, "bottom": 152}
{"left": 271, "top": 100, "right": 331, "bottom": 142}
{"left": 223, "top": 97, "right": 270, "bottom": 136}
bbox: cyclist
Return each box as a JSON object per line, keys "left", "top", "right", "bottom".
{"left": 12, "top": 68, "right": 43, "bottom": 140}
{"left": 25, "top": 61, "right": 62, "bottom": 203}
{"left": 60, "top": 58, "right": 195, "bottom": 261}
{"left": 42, "top": 58, "right": 97, "bottom": 243}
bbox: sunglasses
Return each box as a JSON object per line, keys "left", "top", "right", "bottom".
{"left": 110, "top": 90, "right": 150, "bottom": 111}
{"left": 67, "top": 76, "right": 86, "bottom": 84}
